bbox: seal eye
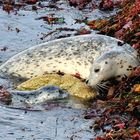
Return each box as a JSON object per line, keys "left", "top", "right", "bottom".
{"left": 94, "top": 68, "right": 100, "bottom": 73}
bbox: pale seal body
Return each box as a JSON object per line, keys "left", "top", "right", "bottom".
{"left": 0, "top": 34, "right": 139, "bottom": 88}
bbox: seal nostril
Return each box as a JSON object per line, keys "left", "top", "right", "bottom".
{"left": 86, "top": 80, "right": 89, "bottom": 84}
{"left": 94, "top": 68, "right": 100, "bottom": 73}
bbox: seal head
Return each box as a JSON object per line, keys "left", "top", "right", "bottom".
{"left": 87, "top": 49, "right": 139, "bottom": 89}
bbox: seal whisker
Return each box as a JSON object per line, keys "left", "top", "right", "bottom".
{"left": 94, "top": 85, "right": 100, "bottom": 93}
{"left": 101, "top": 84, "right": 109, "bottom": 89}
{"left": 96, "top": 84, "right": 104, "bottom": 92}
{"left": 97, "top": 83, "right": 109, "bottom": 90}
{"left": 99, "top": 85, "right": 108, "bottom": 90}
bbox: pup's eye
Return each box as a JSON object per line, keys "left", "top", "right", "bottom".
{"left": 94, "top": 68, "right": 100, "bottom": 73}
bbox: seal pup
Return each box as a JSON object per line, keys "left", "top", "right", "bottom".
{"left": 0, "top": 34, "right": 139, "bottom": 89}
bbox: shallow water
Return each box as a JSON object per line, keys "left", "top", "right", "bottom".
{"left": 0, "top": 105, "right": 94, "bottom": 140}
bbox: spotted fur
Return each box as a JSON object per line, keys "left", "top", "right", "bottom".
{"left": 0, "top": 34, "right": 139, "bottom": 88}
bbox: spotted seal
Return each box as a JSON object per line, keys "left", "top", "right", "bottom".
{"left": 0, "top": 34, "right": 139, "bottom": 89}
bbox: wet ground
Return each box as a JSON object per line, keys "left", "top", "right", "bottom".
{"left": 0, "top": 1, "right": 117, "bottom": 139}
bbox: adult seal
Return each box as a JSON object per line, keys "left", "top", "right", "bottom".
{"left": 0, "top": 34, "right": 139, "bottom": 89}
